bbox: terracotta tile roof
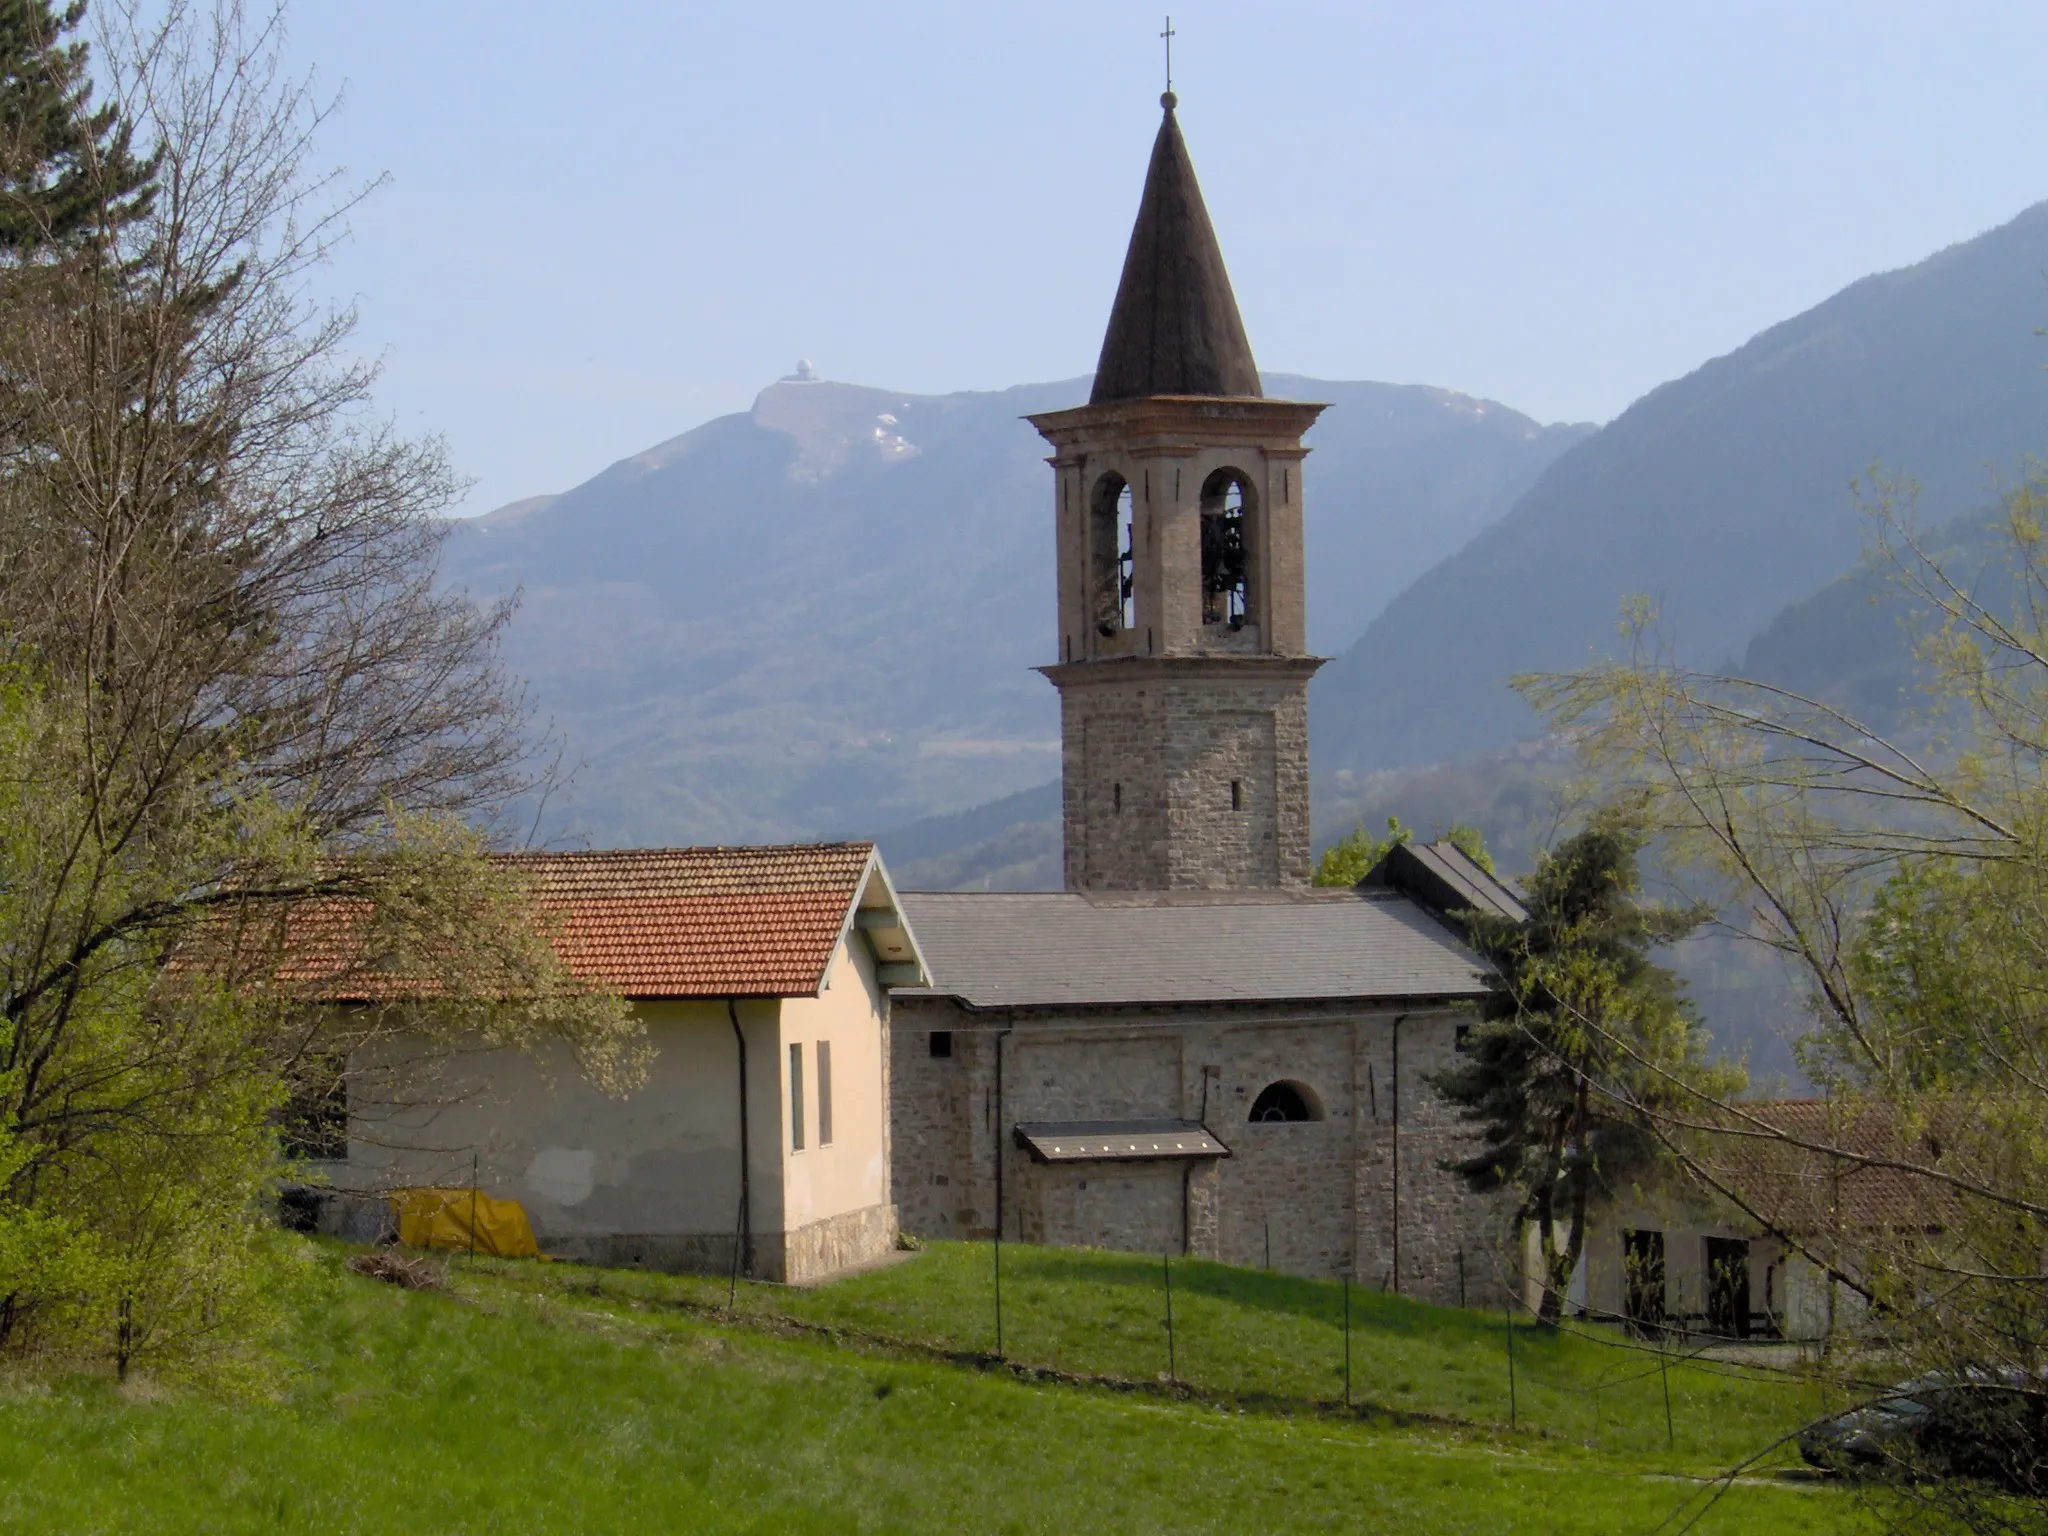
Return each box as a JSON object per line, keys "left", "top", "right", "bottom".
{"left": 1690, "top": 1097, "right": 1961, "bottom": 1236}
{"left": 503, "top": 843, "right": 878, "bottom": 998}
{"left": 286, "top": 843, "right": 882, "bottom": 1002}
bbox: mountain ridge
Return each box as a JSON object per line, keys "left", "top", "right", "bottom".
{"left": 1312, "top": 199, "right": 2048, "bottom": 774}
{"left": 443, "top": 372, "right": 1586, "bottom": 848}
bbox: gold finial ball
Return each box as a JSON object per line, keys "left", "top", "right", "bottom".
{"left": 1161, "top": 90, "right": 1177, "bottom": 110}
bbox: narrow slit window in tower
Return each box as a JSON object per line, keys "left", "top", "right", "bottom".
{"left": 1200, "top": 470, "right": 1251, "bottom": 628}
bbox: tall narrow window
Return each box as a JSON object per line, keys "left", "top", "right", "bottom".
{"left": 817, "top": 1041, "right": 834, "bottom": 1147}
{"left": 1704, "top": 1236, "right": 1751, "bottom": 1338}
{"left": 281, "top": 1053, "right": 348, "bottom": 1161}
{"left": 1089, "top": 474, "right": 1135, "bottom": 637}
{"left": 1116, "top": 486, "right": 1136, "bottom": 631}
{"left": 788, "top": 1042, "right": 805, "bottom": 1151}
{"left": 1200, "top": 469, "right": 1253, "bottom": 629}
{"left": 1622, "top": 1229, "right": 1666, "bottom": 1333}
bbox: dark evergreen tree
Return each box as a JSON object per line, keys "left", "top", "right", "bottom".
{"left": 0, "top": 1, "right": 153, "bottom": 253}
{"left": 1433, "top": 816, "right": 1729, "bottom": 1324}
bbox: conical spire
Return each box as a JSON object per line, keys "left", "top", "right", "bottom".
{"left": 1089, "top": 94, "right": 1261, "bottom": 404}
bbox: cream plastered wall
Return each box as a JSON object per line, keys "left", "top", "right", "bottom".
{"left": 776, "top": 932, "right": 892, "bottom": 1232}
{"left": 1560, "top": 1206, "right": 1828, "bottom": 1334}
{"left": 337, "top": 997, "right": 790, "bottom": 1243}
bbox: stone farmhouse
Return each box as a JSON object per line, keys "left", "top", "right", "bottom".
{"left": 886, "top": 94, "right": 1523, "bottom": 1306}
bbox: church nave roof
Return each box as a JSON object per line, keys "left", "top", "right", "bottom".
{"left": 895, "top": 888, "right": 1486, "bottom": 1009}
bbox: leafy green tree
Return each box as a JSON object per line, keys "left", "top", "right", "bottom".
{"left": 1313, "top": 817, "right": 1495, "bottom": 887}
{"left": 1433, "top": 815, "right": 1732, "bottom": 1325}
{"left": 1314, "top": 816, "right": 1411, "bottom": 887}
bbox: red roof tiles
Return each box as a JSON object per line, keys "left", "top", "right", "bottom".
{"left": 1691, "top": 1097, "right": 1961, "bottom": 1236}
{"left": 503, "top": 843, "right": 877, "bottom": 998}
{"left": 283, "top": 843, "right": 881, "bottom": 1002}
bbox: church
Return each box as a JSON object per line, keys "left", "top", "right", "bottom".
{"left": 887, "top": 92, "right": 1521, "bottom": 1306}
{"left": 296, "top": 92, "right": 1521, "bottom": 1302}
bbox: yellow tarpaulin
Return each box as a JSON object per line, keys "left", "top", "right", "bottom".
{"left": 393, "top": 1187, "right": 540, "bottom": 1258}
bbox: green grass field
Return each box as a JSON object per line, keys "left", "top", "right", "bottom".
{"left": 0, "top": 1239, "right": 1864, "bottom": 1534}
{"left": 555, "top": 1240, "right": 1832, "bottom": 1470}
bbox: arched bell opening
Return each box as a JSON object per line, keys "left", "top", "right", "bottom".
{"left": 1199, "top": 467, "right": 1255, "bottom": 630}
{"left": 1089, "top": 472, "right": 1136, "bottom": 638}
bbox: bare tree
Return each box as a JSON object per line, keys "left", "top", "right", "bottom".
{"left": 1526, "top": 476, "right": 2048, "bottom": 1528}
{"left": 0, "top": 2, "right": 636, "bottom": 1374}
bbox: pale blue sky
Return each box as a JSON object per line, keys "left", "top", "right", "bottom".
{"left": 280, "top": 1, "right": 2048, "bottom": 516}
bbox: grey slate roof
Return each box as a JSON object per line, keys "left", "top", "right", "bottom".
{"left": 1365, "top": 840, "right": 1530, "bottom": 925}
{"left": 896, "top": 889, "right": 1488, "bottom": 1009}
{"left": 1089, "top": 97, "right": 1262, "bottom": 404}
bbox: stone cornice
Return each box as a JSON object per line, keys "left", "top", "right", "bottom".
{"left": 1027, "top": 395, "right": 1327, "bottom": 451}
{"left": 1037, "top": 654, "right": 1325, "bottom": 687}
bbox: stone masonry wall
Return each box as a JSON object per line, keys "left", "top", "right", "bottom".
{"left": 1212, "top": 1021, "right": 1356, "bottom": 1275}
{"left": 888, "top": 996, "right": 1515, "bottom": 1304}
{"left": 782, "top": 1200, "right": 898, "bottom": 1285}
{"left": 1016, "top": 1161, "right": 1187, "bottom": 1254}
{"left": 1349, "top": 1010, "right": 1520, "bottom": 1307}
{"left": 889, "top": 997, "right": 982, "bottom": 1240}
{"left": 1059, "top": 668, "right": 1312, "bottom": 891}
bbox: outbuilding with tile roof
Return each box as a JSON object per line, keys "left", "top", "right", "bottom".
{"left": 307, "top": 842, "right": 929, "bottom": 1284}
{"left": 1564, "top": 1097, "right": 1962, "bottom": 1343}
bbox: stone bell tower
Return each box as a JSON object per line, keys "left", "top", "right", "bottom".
{"left": 1031, "top": 92, "right": 1326, "bottom": 892}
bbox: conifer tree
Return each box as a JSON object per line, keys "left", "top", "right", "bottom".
{"left": 1433, "top": 816, "right": 1730, "bottom": 1324}
{"left": 0, "top": 1, "right": 153, "bottom": 252}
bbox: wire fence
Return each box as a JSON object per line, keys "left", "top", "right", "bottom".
{"left": 451, "top": 1238, "right": 1828, "bottom": 1471}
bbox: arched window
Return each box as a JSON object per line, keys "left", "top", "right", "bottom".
{"left": 1090, "top": 473, "right": 1135, "bottom": 637}
{"left": 1248, "top": 1080, "right": 1321, "bottom": 1123}
{"left": 1200, "top": 468, "right": 1253, "bottom": 629}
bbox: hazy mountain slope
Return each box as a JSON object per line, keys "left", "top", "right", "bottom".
{"left": 445, "top": 374, "right": 1581, "bottom": 847}
{"left": 1735, "top": 503, "right": 2028, "bottom": 733}
{"left": 1312, "top": 201, "right": 2048, "bottom": 775}
{"left": 879, "top": 780, "right": 1063, "bottom": 893}
{"left": 1267, "top": 376, "right": 1591, "bottom": 650}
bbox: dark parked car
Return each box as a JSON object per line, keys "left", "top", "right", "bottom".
{"left": 1800, "top": 1370, "right": 2048, "bottom": 1490}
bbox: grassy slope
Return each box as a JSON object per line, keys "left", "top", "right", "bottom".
{"left": 515, "top": 1240, "right": 1830, "bottom": 1471}
{"left": 0, "top": 1241, "right": 1859, "bottom": 1535}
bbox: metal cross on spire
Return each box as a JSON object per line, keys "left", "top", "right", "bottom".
{"left": 1161, "top": 15, "right": 1175, "bottom": 97}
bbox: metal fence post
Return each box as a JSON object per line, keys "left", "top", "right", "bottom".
{"left": 1504, "top": 1297, "right": 1518, "bottom": 1431}
{"left": 1163, "top": 1252, "right": 1176, "bottom": 1388}
{"left": 1660, "top": 1332, "right": 1675, "bottom": 1449}
{"left": 1343, "top": 1274, "right": 1352, "bottom": 1408}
